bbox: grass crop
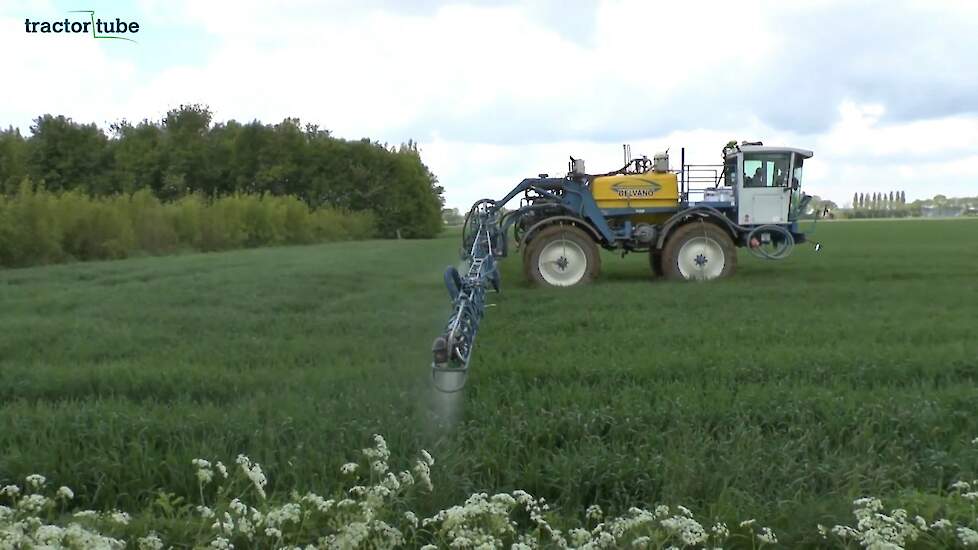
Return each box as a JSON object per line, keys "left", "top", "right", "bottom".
{"left": 1, "top": 218, "right": 977, "bottom": 547}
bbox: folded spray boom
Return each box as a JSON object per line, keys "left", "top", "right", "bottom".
{"left": 430, "top": 200, "right": 502, "bottom": 393}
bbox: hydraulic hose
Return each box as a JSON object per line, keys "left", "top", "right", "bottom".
{"left": 746, "top": 224, "right": 795, "bottom": 260}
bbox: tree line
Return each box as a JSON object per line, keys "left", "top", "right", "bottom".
{"left": 0, "top": 105, "right": 444, "bottom": 238}
{"left": 840, "top": 191, "right": 978, "bottom": 219}
{"left": 851, "top": 191, "right": 906, "bottom": 210}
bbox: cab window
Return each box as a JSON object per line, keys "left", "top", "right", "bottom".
{"left": 743, "top": 153, "right": 791, "bottom": 188}
{"left": 791, "top": 157, "right": 803, "bottom": 188}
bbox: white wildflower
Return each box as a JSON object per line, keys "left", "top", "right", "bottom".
{"left": 0, "top": 485, "right": 20, "bottom": 497}
{"left": 932, "top": 519, "right": 952, "bottom": 530}
{"left": 404, "top": 511, "right": 418, "bottom": 527}
{"left": 569, "top": 528, "right": 591, "bottom": 545}
{"left": 110, "top": 511, "right": 131, "bottom": 525}
{"left": 56, "top": 486, "right": 74, "bottom": 500}
{"left": 34, "top": 524, "right": 65, "bottom": 544}
{"left": 853, "top": 496, "right": 882, "bottom": 509}
{"left": 73, "top": 510, "right": 99, "bottom": 519}
{"left": 25, "top": 474, "right": 46, "bottom": 488}
{"left": 951, "top": 480, "right": 972, "bottom": 492}
{"left": 586, "top": 504, "right": 603, "bottom": 520}
{"left": 235, "top": 455, "right": 267, "bottom": 498}
{"left": 757, "top": 527, "right": 777, "bottom": 544}
{"left": 413, "top": 459, "right": 433, "bottom": 492}
{"left": 712, "top": 521, "right": 730, "bottom": 538}
{"left": 398, "top": 471, "right": 415, "bottom": 486}
{"left": 138, "top": 532, "right": 165, "bottom": 550}
{"left": 421, "top": 449, "right": 434, "bottom": 466}
{"left": 213, "top": 512, "right": 234, "bottom": 535}
{"left": 17, "top": 493, "right": 50, "bottom": 513}
{"left": 739, "top": 519, "right": 756, "bottom": 528}
{"left": 215, "top": 461, "right": 228, "bottom": 478}
{"left": 832, "top": 525, "right": 858, "bottom": 539}
{"left": 265, "top": 502, "right": 302, "bottom": 528}
{"left": 209, "top": 536, "right": 233, "bottom": 549}
{"left": 962, "top": 491, "right": 978, "bottom": 501}
{"left": 959, "top": 527, "right": 978, "bottom": 546}
{"left": 236, "top": 517, "right": 255, "bottom": 539}
{"left": 197, "top": 505, "right": 215, "bottom": 519}
{"left": 265, "top": 527, "right": 283, "bottom": 539}
{"left": 340, "top": 462, "right": 358, "bottom": 474}
{"left": 382, "top": 472, "right": 401, "bottom": 491}
{"left": 817, "top": 524, "right": 828, "bottom": 538}
{"left": 193, "top": 459, "right": 215, "bottom": 484}
{"left": 229, "top": 498, "right": 248, "bottom": 516}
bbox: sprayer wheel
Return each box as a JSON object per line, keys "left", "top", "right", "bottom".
{"left": 523, "top": 224, "right": 600, "bottom": 287}
{"left": 661, "top": 222, "right": 736, "bottom": 281}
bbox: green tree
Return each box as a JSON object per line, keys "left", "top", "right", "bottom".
{"left": 5, "top": 105, "right": 445, "bottom": 239}
{"left": 110, "top": 119, "right": 164, "bottom": 195}
{"left": 442, "top": 208, "right": 464, "bottom": 225}
{"left": 161, "top": 104, "right": 213, "bottom": 199}
{"left": 0, "top": 127, "right": 28, "bottom": 194}
{"left": 27, "top": 115, "right": 112, "bottom": 194}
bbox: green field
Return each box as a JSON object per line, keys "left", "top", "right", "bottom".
{"left": 2, "top": 218, "right": 978, "bottom": 546}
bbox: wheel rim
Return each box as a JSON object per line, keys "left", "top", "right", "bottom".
{"left": 538, "top": 237, "right": 587, "bottom": 286}
{"left": 677, "top": 236, "right": 725, "bottom": 280}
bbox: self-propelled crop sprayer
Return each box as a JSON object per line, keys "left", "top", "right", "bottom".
{"left": 431, "top": 141, "right": 816, "bottom": 392}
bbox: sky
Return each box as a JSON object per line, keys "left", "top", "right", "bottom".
{"left": 2, "top": 0, "right": 978, "bottom": 210}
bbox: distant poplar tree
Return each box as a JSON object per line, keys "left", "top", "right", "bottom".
{"left": 853, "top": 192, "right": 858, "bottom": 209}
{"left": 901, "top": 190, "right": 906, "bottom": 204}
{"left": 858, "top": 192, "right": 865, "bottom": 208}
{"left": 889, "top": 191, "right": 895, "bottom": 208}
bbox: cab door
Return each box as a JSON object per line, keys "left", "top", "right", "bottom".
{"left": 737, "top": 152, "right": 793, "bottom": 225}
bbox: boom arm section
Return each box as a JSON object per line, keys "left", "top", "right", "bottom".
{"left": 430, "top": 200, "right": 503, "bottom": 392}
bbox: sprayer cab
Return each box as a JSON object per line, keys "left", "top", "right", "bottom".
{"left": 721, "top": 143, "right": 814, "bottom": 226}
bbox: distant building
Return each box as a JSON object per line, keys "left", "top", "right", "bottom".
{"left": 921, "top": 205, "right": 964, "bottom": 218}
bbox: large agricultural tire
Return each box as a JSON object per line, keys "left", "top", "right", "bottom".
{"left": 523, "top": 224, "right": 601, "bottom": 287}
{"left": 661, "top": 222, "right": 737, "bottom": 281}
